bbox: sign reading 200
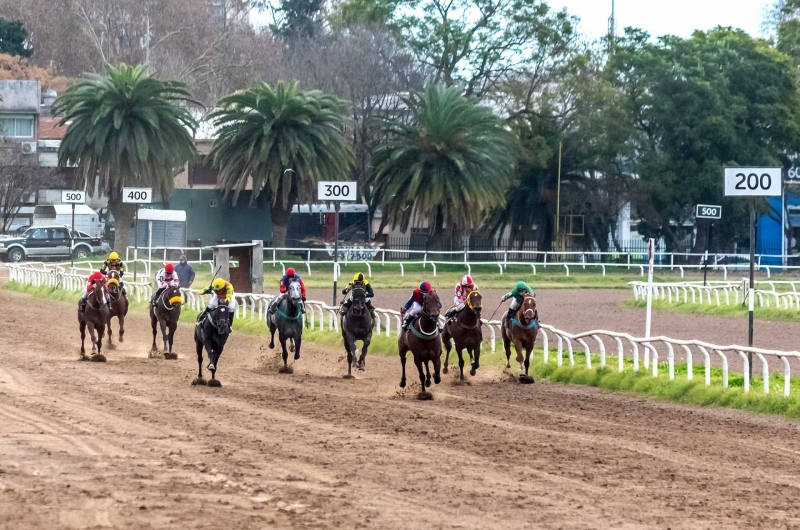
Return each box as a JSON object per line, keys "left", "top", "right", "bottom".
{"left": 733, "top": 172, "right": 772, "bottom": 191}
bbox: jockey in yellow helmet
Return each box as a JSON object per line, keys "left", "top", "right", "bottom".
{"left": 197, "top": 278, "right": 237, "bottom": 329}
{"left": 100, "top": 251, "right": 126, "bottom": 295}
{"left": 340, "top": 272, "right": 376, "bottom": 320}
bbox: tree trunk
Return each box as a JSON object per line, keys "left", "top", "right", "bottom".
{"left": 109, "top": 198, "right": 137, "bottom": 255}
{"left": 428, "top": 207, "right": 445, "bottom": 256}
{"left": 271, "top": 202, "right": 292, "bottom": 258}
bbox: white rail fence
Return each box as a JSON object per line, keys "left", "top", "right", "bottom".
{"left": 630, "top": 280, "right": 800, "bottom": 310}
{"left": 125, "top": 245, "right": 795, "bottom": 278}
{"left": 8, "top": 263, "right": 800, "bottom": 398}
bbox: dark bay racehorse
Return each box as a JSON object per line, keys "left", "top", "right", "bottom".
{"left": 398, "top": 291, "right": 442, "bottom": 400}
{"left": 105, "top": 270, "right": 128, "bottom": 347}
{"left": 340, "top": 286, "right": 373, "bottom": 378}
{"left": 150, "top": 285, "right": 182, "bottom": 359}
{"left": 78, "top": 280, "right": 110, "bottom": 361}
{"left": 442, "top": 290, "right": 482, "bottom": 381}
{"left": 268, "top": 280, "right": 303, "bottom": 373}
{"left": 193, "top": 305, "right": 232, "bottom": 388}
{"left": 501, "top": 294, "right": 539, "bottom": 384}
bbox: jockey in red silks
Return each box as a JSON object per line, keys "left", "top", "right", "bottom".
{"left": 79, "top": 271, "right": 109, "bottom": 311}
{"left": 444, "top": 274, "right": 478, "bottom": 321}
{"left": 401, "top": 281, "right": 441, "bottom": 330}
{"left": 269, "top": 267, "right": 307, "bottom": 313}
{"left": 152, "top": 263, "right": 180, "bottom": 305}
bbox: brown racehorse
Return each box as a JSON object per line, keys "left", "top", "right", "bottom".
{"left": 78, "top": 280, "right": 110, "bottom": 362}
{"left": 105, "top": 270, "right": 128, "bottom": 347}
{"left": 442, "top": 290, "right": 482, "bottom": 381}
{"left": 501, "top": 294, "right": 539, "bottom": 384}
{"left": 150, "top": 285, "right": 182, "bottom": 359}
{"left": 398, "top": 291, "right": 443, "bottom": 400}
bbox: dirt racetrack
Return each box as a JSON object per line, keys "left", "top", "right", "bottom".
{"left": 3, "top": 287, "right": 800, "bottom": 529}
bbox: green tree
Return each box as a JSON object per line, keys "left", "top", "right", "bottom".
{"left": 370, "top": 84, "right": 515, "bottom": 249}
{"left": 208, "top": 80, "right": 354, "bottom": 250}
{"left": 0, "top": 18, "right": 32, "bottom": 58}
{"left": 271, "top": 0, "right": 324, "bottom": 41}
{"left": 53, "top": 63, "right": 199, "bottom": 251}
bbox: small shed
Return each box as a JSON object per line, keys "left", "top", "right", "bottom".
{"left": 135, "top": 209, "right": 187, "bottom": 251}
{"left": 208, "top": 241, "right": 264, "bottom": 294}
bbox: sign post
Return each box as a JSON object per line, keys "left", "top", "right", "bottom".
{"left": 696, "top": 204, "right": 722, "bottom": 286}
{"left": 645, "top": 238, "right": 654, "bottom": 338}
{"left": 61, "top": 190, "right": 86, "bottom": 269}
{"left": 122, "top": 187, "right": 153, "bottom": 282}
{"left": 317, "top": 181, "right": 358, "bottom": 305}
{"left": 724, "top": 167, "right": 781, "bottom": 378}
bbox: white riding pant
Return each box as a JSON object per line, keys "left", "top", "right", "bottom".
{"left": 453, "top": 300, "right": 466, "bottom": 311}
{"left": 209, "top": 293, "right": 238, "bottom": 312}
{"left": 346, "top": 291, "right": 371, "bottom": 303}
{"left": 509, "top": 298, "right": 520, "bottom": 310}
{"left": 407, "top": 301, "right": 423, "bottom": 317}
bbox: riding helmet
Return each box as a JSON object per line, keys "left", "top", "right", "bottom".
{"left": 460, "top": 275, "right": 473, "bottom": 287}
{"left": 286, "top": 267, "right": 296, "bottom": 276}
{"left": 353, "top": 272, "right": 365, "bottom": 282}
{"left": 165, "top": 263, "right": 174, "bottom": 273}
{"left": 109, "top": 251, "right": 119, "bottom": 260}
{"left": 516, "top": 280, "right": 526, "bottom": 290}
{"left": 212, "top": 278, "right": 226, "bottom": 291}
{"left": 419, "top": 281, "right": 432, "bottom": 292}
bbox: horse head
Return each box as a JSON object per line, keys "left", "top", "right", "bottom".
{"left": 422, "top": 291, "right": 440, "bottom": 323}
{"left": 163, "top": 285, "right": 183, "bottom": 308}
{"left": 520, "top": 295, "right": 537, "bottom": 324}
{"left": 209, "top": 306, "right": 231, "bottom": 336}
{"left": 350, "top": 287, "right": 367, "bottom": 317}
{"left": 467, "top": 290, "right": 482, "bottom": 319}
{"left": 106, "top": 270, "right": 121, "bottom": 295}
{"left": 288, "top": 281, "right": 303, "bottom": 307}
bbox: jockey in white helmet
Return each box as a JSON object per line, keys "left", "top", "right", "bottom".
{"left": 444, "top": 274, "right": 478, "bottom": 321}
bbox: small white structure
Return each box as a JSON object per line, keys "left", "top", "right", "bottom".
{"left": 32, "top": 204, "right": 103, "bottom": 237}
{"left": 134, "top": 209, "right": 188, "bottom": 251}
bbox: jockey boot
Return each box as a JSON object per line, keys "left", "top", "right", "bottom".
{"left": 506, "top": 306, "right": 516, "bottom": 322}
{"left": 339, "top": 300, "right": 351, "bottom": 315}
{"left": 79, "top": 298, "right": 87, "bottom": 312}
{"left": 444, "top": 307, "right": 457, "bottom": 322}
{"left": 401, "top": 314, "right": 413, "bottom": 330}
{"left": 229, "top": 312, "right": 235, "bottom": 330}
{"left": 152, "top": 287, "right": 165, "bottom": 306}
{"left": 367, "top": 301, "right": 377, "bottom": 322}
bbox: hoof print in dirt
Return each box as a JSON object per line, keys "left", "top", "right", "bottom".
{"left": 191, "top": 378, "right": 207, "bottom": 386}
{"left": 106, "top": 343, "right": 116, "bottom": 350}
{"left": 416, "top": 391, "right": 434, "bottom": 401}
{"left": 90, "top": 354, "right": 107, "bottom": 363}
{"left": 148, "top": 350, "right": 162, "bottom": 359}
{"left": 79, "top": 355, "right": 90, "bottom": 362}
{"left": 342, "top": 374, "right": 355, "bottom": 380}
{"left": 207, "top": 379, "right": 222, "bottom": 388}
{"left": 278, "top": 366, "right": 294, "bottom": 374}
{"left": 519, "top": 375, "right": 535, "bottom": 384}
{"left": 163, "top": 352, "right": 179, "bottom": 360}
{"left": 451, "top": 378, "right": 471, "bottom": 386}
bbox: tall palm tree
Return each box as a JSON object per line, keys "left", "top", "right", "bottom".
{"left": 208, "top": 81, "right": 354, "bottom": 250}
{"left": 370, "top": 84, "right": 516, "bottom": 250}
{"left": 53, "top": 63, "right": 198, "bottom": 251}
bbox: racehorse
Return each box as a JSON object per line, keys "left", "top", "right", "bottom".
{"left": 78, "top": 279, "right": 110, "bottom": 362}
{"left": 501, "top": 294, "right": 539, "bottom": 384}
{"left": 150, "top": 285, "right": 182, "bottom": 360}
{"left": 268, "top": 280, "right": 303, "bottom": 373}
{"left": 193, "top": 305, "right": 232, "bottom": 388}
{"left": 441, "top": 290, "right": 482, "bottom": 381}
{"left": 105, "top": 269, "right": 128, "bottom": 347}
{"left": 398, "top": 291, "right": 442, "bottom": 400}
{"left": 340, "top": 286, "right": 373, "bottom": 378}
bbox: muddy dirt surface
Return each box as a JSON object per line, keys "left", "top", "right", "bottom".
{"left": 2, "top": 288, "right": 800, "bottom": 528}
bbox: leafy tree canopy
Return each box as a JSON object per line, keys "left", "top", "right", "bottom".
{"left": 0, "top": 18, "right": 32, "bottom": 58}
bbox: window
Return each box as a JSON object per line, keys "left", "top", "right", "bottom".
{"left": 30, "top": 228, "right": 49, "bottom": 240}
{"left": 51, "top": 228, "right": 69, "bottom": 240}
{"left": 188, "top": 159, "right": 219, "bottom": 186}
{"left": 0, "top": 116, "right": 34, "bottom": 138}
{"left": 209, "top": 199, "right": 219, "bottom": 208}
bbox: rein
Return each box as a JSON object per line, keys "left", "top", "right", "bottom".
{"left": 160, "top": 289, "right": 178, "bottom": 311}
{"left": 86, "top": 286, "right": 105, "bottom": 311}
{"left": 409, "top": 316, "right": 440, "bottom": 341}
{"left": 277, "top": 298, "right": 303, "bottom": 321}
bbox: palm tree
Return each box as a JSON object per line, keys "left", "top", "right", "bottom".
{"left": 208, "top": 81, "right": 354, "bottom": 250}
{"left": 370, "top": 85, "right": 515, "bottom": 250}
{"left": 53, "top": 63, "right": 198, "bottom": 251}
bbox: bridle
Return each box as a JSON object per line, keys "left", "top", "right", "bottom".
{"left": 86, "top": 282, "right": 105, "bottom": 311}
{"left": 160, "top": 287, "right": 179, "bottom": 311}
{"left": 458, "top": 290, "right": 481, "bottom": 330}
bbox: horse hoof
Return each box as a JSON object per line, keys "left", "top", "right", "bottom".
{"left": 519, "top": 375, "right": 535, "bottom": 385}
{"left": 293, "top": 353, "right": 300, "bottom": 360}
{"left": 90, "top": 354, "right": 107, "bottom": 363}
{"left": 278, "top": 365, "right": 294, "bottom": 374}
{"left": 289, "top": 344, "right": 295, "bottom": 353}
{"left": 399, "top": 379, "right": 406, "bottom": 388}
{"left": 433, "top": 375, "right": 441, "bottom": 385}
{"left": 163, "top": 352, "right": 178, "bottom": 360}
{"left": 208, "top": 379, "right": 222, "bottom": 388}
{"left": 442, "top": 366, "right": 449, "bottom": 375}
{"left": 470, "top": 367, "right": 477, "bottom": 376}
{"left": 416, "top": 391, "right": 433, "bottom": 401}
{"left": 357, "top": 363, "right": 365, "bottom": 372}
{"left": 425, "top": 379, "right": 432, "bottom": 388}
{"left": 119, "top": 337, "right": 124, "bottom": 343}
{"left": 207, "top": 363, "right": 216, "bottom": 371}
{"left": 269, "top": 342, "right": 275, "bottom": 349}
{"left": 342, "top": 374, "right": 355, "bottom": 380}
{"left": 191, "top": 378, "right": 207, "bottom": 386}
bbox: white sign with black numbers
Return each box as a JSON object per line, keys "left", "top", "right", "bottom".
{"left": 724, "top": 168, "right": 782, "bottom": 197}
{"left": 696, "top": 204, "right": 722, "bottom": 220}
{"left": 317, "top": 181, "right": 357, "bottom": 201}
{"left": 61, "top": 190, "right": 85, "bottom": 204}
{"left": 122, "top": 187, "right": 153, "bottom": 204}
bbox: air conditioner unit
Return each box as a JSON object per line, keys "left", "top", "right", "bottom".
{"left": 21, "top": 142, "right": 37, "bottom": 155}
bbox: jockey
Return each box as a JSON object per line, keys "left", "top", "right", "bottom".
{"left": 400, "top": 281, "right": 441, "bottom": 330}
{"left": 79, "top": 271, "right": 109, "bottom": 311}
{"left": 152, "top": 263, "right": 180, "bottom": 305}
{"left": 444, "top": 274, "right": 478, "bottom": 322}
{"left": 269, "top": 267, "right": 306, "bottom": 314}
{"left": 502, "top": 280, "right": 535, "bottom": 322}
{"left": 196, "top": 278, "right": 237, "bottom": 328}
{"left": 340, "top": 272, "right": 376, "bottom": 320}
{"left": 100, "top": 251, "right": 126, "bottom": 296}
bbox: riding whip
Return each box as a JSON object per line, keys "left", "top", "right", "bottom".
{"left": 488, "top": 299, "right": 505, "bottom": 321}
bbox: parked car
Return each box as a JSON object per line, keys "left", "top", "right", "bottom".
{"left": 0, "top": 225, "right": 111, "bottom": 263}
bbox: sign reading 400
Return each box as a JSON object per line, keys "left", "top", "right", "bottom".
{"left": 724, "top": 167, "right": 781, "bottom": 197}
{"left": 317, "top": 181, "right": 357, "bottom": 201}
{"left": 122, "top": 187, "right": 153, "bottom": 204}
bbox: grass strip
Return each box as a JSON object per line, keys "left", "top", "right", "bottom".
{"left": 7, "top": 280, "right": 800, "bottom": 419}
{"left": 625, "top": 298, "right": 800, "bottom": 322}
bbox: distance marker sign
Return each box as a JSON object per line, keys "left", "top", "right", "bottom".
{"left": 317, "top": 181, "right": 357, "bottom": 201}
{"left": 122, "top": 187, "right": 153, "bottom": 204}
{"left": 696, "top": 204, "right": 721, "bottom": 220}
{"left": 723, "top": 168, "right": 781, "bottom": 197}
{"left": 61, "top": 190, "right": 85, "bottom": 204}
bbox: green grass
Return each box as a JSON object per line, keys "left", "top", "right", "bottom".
{"left": 7, "top": 280, "right": 800, "bottom": 419}
{"left": 625, "top": 298, "right": 800, "bottom": 322}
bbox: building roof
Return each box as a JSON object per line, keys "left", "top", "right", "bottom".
{"left": 36, "top": 204, "right": 97, "bottom": 216}
{"left": 138, "top": 209, "right": 187, "bottom": 222}
{"left": 38, "top": 116, "right": 69, "bottom": 140}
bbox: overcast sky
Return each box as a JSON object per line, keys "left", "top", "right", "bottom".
{"left": 552, "top": 0, "right": 773, "bottom": 40}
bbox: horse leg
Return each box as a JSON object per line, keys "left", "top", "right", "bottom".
{"left": 87, "top": 322, "right": 98, "bottom": 355}
{"left": 168, "top": 322, "right": 177, "bottom": 354}
{"left": 399, "top": 348, "right": 408, "bottom": 388}
{"left": 160, "top": 319, "right": 169, "bottom": 353}
{"left": 119, "top": 313, "right": 125, "bottom": 343}
{"left": 502, "top": 330, "right": 512, "bottom": 369}
{"left": 358, "top": 332, "right": 370, "bottom": 371}
{"left": 268, "top": 321, "right": 276, "bottom": 349}
{"left": 150, "top": 313, "right": 158, "bottom": 351}
{"left": 195, "top": 338, "right": 204, "bottom": 381}
{"left": 280, "top": 337, "right": 289, "bottom": 368}
{"left": 96, "top": 319, "right": 105, "bottom": 354}
{"left": 432, "top": 349, "right": 442, "bottom": 385}
{"left": 442, "top": 328, "right": 452, "bottom": 374}
{"left": 525, "top": 345, "right": 534, "bottom": 381}
{"left": 293, "top": 335, "right": 301, "bottom": 360}
{"left": 80, "top": 321, "right": 86, "bottom": 356}
{"left": 471, "top": 341, "right": 481, "bottom": 376}
{"left": 415, "top": 357, "right": 426, "bottom": 390}
{"left": 455, "top": 346, "right": 465, "bottom": 380}
{"left": 513, "top": 338, "right": 526, "bottom": 374}
{"left": 107, "top": 317, "right": 114, "bottom": 346}
{"left": 344, "top": 332, "right": 353, "bottom": 377}
{"left": 424, "top": 361, "right": 432, "bottom": 388}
